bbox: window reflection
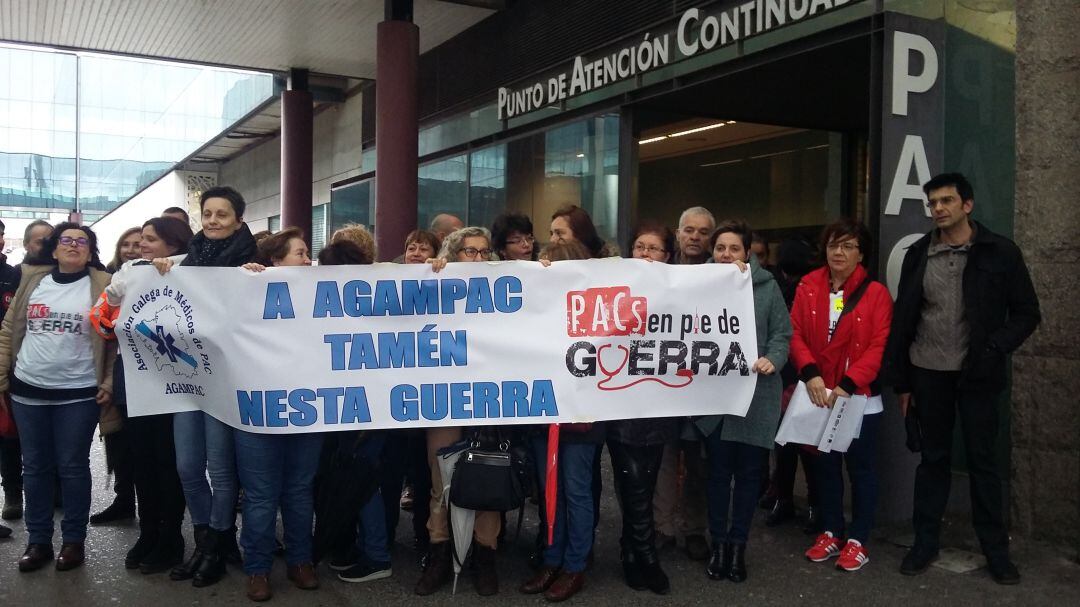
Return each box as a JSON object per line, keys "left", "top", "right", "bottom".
{"left": 0, "top": 44, "right": 273, "bottom": 212}
{"left": 418, "top": 154, "right": 468, "bottom": 230}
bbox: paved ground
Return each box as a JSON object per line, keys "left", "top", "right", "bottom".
{"left": 0, "top": 437, "right": 1077, "bottom": 606}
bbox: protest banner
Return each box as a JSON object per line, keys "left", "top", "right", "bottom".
{"left": 117, "top": 258, "right": 759, "bottom": 434}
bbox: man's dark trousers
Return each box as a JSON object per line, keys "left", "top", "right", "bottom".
{"left": 910, "top": 366, "right": 1008, "bottom": 560}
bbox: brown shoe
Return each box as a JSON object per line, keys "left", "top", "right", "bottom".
{"left": 17, "top": 543, "right": 54, "bottom": 572}
{"left": 414, "top": 541, "right": 453, "bottom": 596}
{"left": 55, "top": 542, "right": 85, "bottom": 571}
{"left": 247, "top": 574, "right": 272, "bottom": 602}
{"left": 520, "top": 565, "right": 561, "bottom": 594}
{"left": 472, "top": 543, "right": 499, "bottom": 596}
{"left": 544, "top": 571, "right": 585, "bottom": 602}
{"left": 286, "top": 563, "right": 319, "bottom": 589}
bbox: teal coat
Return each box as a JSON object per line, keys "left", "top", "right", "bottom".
{"left": 694, "top": 257, "right": 792, "bottom": 449}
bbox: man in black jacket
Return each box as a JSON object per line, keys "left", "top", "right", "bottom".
{"left": 885, "top": 173, "right": 1040, "bottom": 585}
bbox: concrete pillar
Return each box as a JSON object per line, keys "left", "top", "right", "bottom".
{"left": 1013, "top": 0, "right": 1080, "bottom": 558}
{"left": 280, "top": 69, "right": 314, "bottom": 244}
{"left": 374, "top": 13, "right": 419, "bottom": 261}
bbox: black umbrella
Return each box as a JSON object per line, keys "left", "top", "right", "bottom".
{"left": 312, "top": 431, "right": 381, "bottom": 563}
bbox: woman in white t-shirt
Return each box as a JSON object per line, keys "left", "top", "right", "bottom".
{"left": 0, "top": 223, "right": 116, "bottom": 573}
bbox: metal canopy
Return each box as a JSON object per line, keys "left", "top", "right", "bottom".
{"left": 0, "top": 0, "right": 494, "bottom": 78}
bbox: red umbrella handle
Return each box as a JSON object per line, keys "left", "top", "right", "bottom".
{"left": 545, "top": 424, "right": 560, "bottom": 546}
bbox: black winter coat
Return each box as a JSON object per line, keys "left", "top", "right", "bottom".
{"left": 883, "top": 221, "right": 1040, "bottom": 393}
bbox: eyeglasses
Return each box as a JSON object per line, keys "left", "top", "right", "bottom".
{"left": 59, "top": 236, "right": 90, "bottom": 248}
{"left": 633, "top": 243, "right": 666, "bottom": 254}
{"left": 826, "top": 242, "right": 860, "bottom": 253}
{"left": 506, "top": 235, "right": 535, "bottom": 246}
{"left": 461, "top": 247, "right": 492, "bottom": 259}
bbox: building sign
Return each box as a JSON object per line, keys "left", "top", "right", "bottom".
{"left": 498, "top": 0, "right": 867, "bottom": 120}
{"left": 879, "top": 14, "right": 945, "bottom": 297}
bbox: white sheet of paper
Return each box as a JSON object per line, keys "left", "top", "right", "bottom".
{"left": 817, "top": 394, "right": 867, "bottom": 453}
{"left": 774, "top": 382, "right": 831, "bottom": 447}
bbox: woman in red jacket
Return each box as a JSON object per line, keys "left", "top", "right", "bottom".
{"left": 789, "top": 219, "right": 892, "bottom": 573}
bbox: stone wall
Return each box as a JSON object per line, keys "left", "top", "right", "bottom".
{"left": 1012, "top": 0, "right": 1080, "bottom": 558}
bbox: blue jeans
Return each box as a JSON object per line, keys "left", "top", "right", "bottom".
{"left": 353, "top": 432, "right": 390, "bottom": 564}
{"left": 705, "top": 429, "right": 766, "bottom": 545}
{"left": 11, "top": 399, "right": 100, "bottom": 544}
{"left": 816, "top": 413, "right": 881, "bottom": 544}
{"left": 173, "top": 410, "right": 237, "bottom": 531}
{"left": 532, "top": 437, "right": 595, "bottom": 573}
{"left": 235, "top": 430, "right": 324, "bottom": 574}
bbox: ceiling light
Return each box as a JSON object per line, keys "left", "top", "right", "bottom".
{"left": 726, "top": 120, "right": 737, "bottom": 124}
{"left": 667, "top": 122, "right": 727, "bottom": 138}
{"left": 575, "top": 153, "right": 585, "bottom": 158}
{"left": 700, "top": 159, "right": 743, "bottom": 167}
{"left": 638, "top": 136, "right": 668, "bottom": 144}
{"left": 750, "top": 149, "right": 797, "bottom": 159}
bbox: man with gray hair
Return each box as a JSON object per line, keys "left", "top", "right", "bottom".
{"left": 429, "top": 214, "right": 464, "bottom": 241}
{"left": 674, "top": 207, "right": 715, "bottom": 265}
{"left": 651, "top": 206, "right": 716, "bottom": 561}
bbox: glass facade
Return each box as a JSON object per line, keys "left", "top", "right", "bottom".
{"left": 332, "top": 113, "right": 620, "bottom": 249}
{"left": 0, "top": 43, "right": 274, "bottom": 215}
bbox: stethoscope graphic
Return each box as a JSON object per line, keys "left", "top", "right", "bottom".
{"left": 595, "top": 343, "right": 695, "bottom": 391}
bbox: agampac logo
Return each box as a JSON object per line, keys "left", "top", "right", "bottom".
{"left": 123, "top": 287, "right": 208, "bottom": 382}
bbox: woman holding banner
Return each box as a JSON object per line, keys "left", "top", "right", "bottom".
{"left": 417, "top": 226, "right": 501, "bottom": 597}
{"left": 92, "top": 217, "right": 193, "bottom": 574}
{"left": 153, "top": 186, "right": 257, "bottom": 588}
{"left": 0, "top": 223, "right": 117, "bottom": 572}
{"left": 697, "top": 220, "right": 791, "bottom": 583}
{"left": 600, "top": 222, "right": 677, "bottom": 595}
{"left": 791, "top": 219, "right": 892, "bottom": 572}
{"left": 234, "top": 227, "right": 324, "bottom": 601}
{"left": 520, "top": 241, "right": 606, "bottom": 602}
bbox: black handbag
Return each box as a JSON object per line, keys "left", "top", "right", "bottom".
{"left": 449, "top": 432, "right": 527, "bottom": 512}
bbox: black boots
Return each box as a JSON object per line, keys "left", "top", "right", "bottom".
{"left": 125, "top": 526, "right": 158, "bottom": 569}
{"left": 139, "top": 525, "right": 184, "bottom": 574}
{"left": 707, "top": 542, "right": 747, "bottom": 582}
{"left": 638, "top": 558, "right": 670, "bottom": 595}
{"left": 170, "top": 524, "right": 208, "bottom": 581}
{"left": 728, "top": 543, "right": 747, "bottom": 582}
{"left": 414, "top": 541, "right": 453, "bottom": 595}
{"left": 192, "top": 527, "right": 229, "bottom": 587}
{"left": 620, "top": 545, "right": 646, "bottom": 591}
{"left": 707, "top": 542, "right": 732, "bottom": 580}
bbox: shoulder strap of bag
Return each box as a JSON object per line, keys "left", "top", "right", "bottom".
{"left": 834, "top": 278, "right": 872, "bottom": 331}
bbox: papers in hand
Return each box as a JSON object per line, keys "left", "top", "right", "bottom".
{"left": 774, "top": 381, "right": 867, "bottom": 453}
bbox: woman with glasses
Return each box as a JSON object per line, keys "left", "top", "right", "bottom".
{"left": 793, "top": 219, "right": 892, "bottom": 572}
{"left": 491, "top": 213, "right": 537, "bottom": 261}
{"left": 603, "top": 221, "right": 677, "bottom": 594}
{"left": 0, "top": 223, "right": 117, "bottom": 572}
{"left": 416, "top": 227, "right": 500, "bottom": 597}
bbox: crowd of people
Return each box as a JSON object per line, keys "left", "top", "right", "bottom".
{"left": 0, "top": 171, "right": 1040, "bottom": 602}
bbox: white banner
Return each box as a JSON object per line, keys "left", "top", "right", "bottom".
{"left": 117, "top": 259, "right": 758, "bottom": 434}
